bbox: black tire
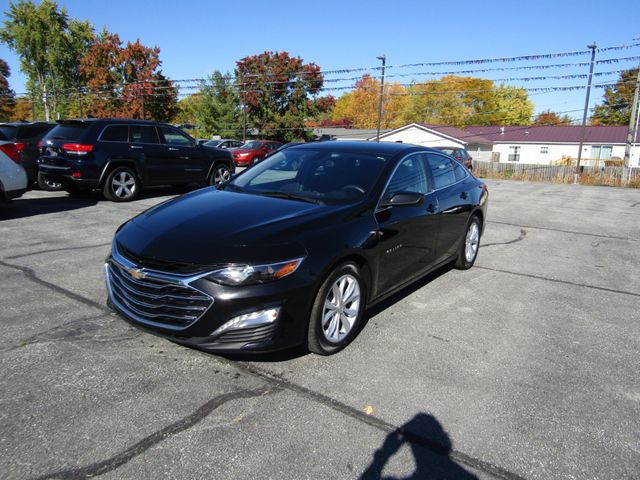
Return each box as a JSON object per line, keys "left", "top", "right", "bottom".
{"left": 308, "top": 262, "right": 366, "bottom": 355}
{"left": 103, "top": 166, "right": 140, "bottom": 202}
{"left": 37, "top": 171, "right": 63, "bottom": 191}
{"left": 208, "top": 164, "right": 231, "bottom": 187}
{"left": 455, "top": 215, "right": 482, "bottom": 270}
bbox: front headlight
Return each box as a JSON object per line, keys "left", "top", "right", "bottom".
{"left": 205, "top": 258, "right": 304, "bottom": 286}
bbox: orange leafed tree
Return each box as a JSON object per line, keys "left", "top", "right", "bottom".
{"left": 79, "top": 32, "right": 177, "bottom": 121}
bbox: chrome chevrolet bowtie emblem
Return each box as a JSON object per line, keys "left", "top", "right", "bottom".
{"left": 127, "top": 267, "right": 146, "bottom": 280}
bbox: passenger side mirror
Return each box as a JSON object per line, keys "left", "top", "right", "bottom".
{"left": 380, "top": 192, "right": 424, "bottom": 208}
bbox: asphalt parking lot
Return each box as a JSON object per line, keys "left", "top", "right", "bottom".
{"left": 1, "top": 180, "right": 639, "bottom": 479}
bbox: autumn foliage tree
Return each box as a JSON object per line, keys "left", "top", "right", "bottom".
{"left": 533, "top": 109, "right": 573, "bottom": 125}
{"left": 79, "top": 32, "right": 177, "bottom": 121}
{"left": 331, "top": 74, "right": 408, "bottom": 129}
{"left": 236, "top": 51, "right": 323, "bottom": 141}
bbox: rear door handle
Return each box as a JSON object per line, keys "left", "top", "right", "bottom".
{"left": 460, "top": 191, "right": 469, "bottom": 200}
{"left": 180, "top": 156, "right": 190, "bottom": 160}
{"left": 168, "top": 147, "right": 179, "bottom": 151}
{"left": 427, "top": 203, "right": 437, "bottom": 213}
{"left": 130, "top": 145, "right": 143, "bottom": 149}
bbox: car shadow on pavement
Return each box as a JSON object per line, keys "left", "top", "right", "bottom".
{"left": 362, "top": 262, "right": 454, "bottom": 328}
{"left": 0, "top": 194, "right": 99, "bottom": 220}
{"left": 360, "top": 413, "right": 478, "bottom": 479}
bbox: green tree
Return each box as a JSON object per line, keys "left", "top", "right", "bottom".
{"left": 196, "top": 71, "right": 240, "bottom": 138}
{"left": 478, "top": 84, "right": 533, "bottom": 125}
{"left": 0, "top": 59, "right": 15, "bottom": 120}
{"left": 0, "top": 0, "right": 95, "bottom": 120}
{"left": 236, "top": 51, "right": 323, "bottom": 141}
{"left": 592, "top": 68, "right": 639, "bottom": 125}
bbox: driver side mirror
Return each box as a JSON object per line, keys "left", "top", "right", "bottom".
{"left": 380, "top": 192, "right": 424, "bottom": 208}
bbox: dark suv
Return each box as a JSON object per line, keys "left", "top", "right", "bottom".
{"left": 433, "top": 146, "right": 473, "bottom": 171}
{"left": 0, "top": 122, "right": 57, "bottom": 189}
{"left": 38, "top": 119, "right": 235, "bottom": 201}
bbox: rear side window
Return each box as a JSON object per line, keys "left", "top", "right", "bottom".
{"left": 100, "top": 125, "right": 129, "bottom": 142}
{"left": 427, "top": 154, "right": 457, "bottom": 189}
{"left": 0, "top": 126, "right": 18, "bottom": 140}
{"left": 453, "top": 161, "right": 467, "bottom": 181}
{"left": 129, "top": 125, "right": 159, "bottom": 144}
{"left": 44, "top": 124, "right": 88, "bottom": 142}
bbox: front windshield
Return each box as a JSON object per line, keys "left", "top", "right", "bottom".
{"left": 228, "top": 147, "right": 391, "bottom": 204}
{"left": 241, "top": 141, "right": 263, "bottom": 149}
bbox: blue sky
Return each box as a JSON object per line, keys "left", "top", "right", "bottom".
{"left": 1, "top": 0, "right": 639, "bottom": 120}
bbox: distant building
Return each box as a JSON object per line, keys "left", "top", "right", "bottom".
{"left": 313, "top": 127, "right": 391, "bottom": 141}
{"left": 371, "top": 123, "right": 640, "bottom": 167}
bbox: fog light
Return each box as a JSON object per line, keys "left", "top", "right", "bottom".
{"left": 211, "top": 307, "right": 280, "bottom": 336}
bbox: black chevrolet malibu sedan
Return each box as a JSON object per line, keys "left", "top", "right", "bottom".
{"left": 105, "top": 141, "right": 488, "bottom": 355}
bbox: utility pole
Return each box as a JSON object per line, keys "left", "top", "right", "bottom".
{"left": 622, "top": 66, "right": 640, "bottom": 184}
{"left": 376, "top": 55, "right": 386, "bottom": 142}
{"left": 241, "top": 70, "right": 247, "bottom": 143}
{"left": 140, "top": 83, "right": 145, "bottom": 120}
{"left": 575, "top": 43, "right": 597, "bottom": 184}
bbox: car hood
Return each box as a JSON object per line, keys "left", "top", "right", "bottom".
{"left": 116, "top": 187, "right": 351, "bottom": 267}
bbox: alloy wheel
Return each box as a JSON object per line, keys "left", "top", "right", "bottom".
{"left": 111, "top": 171, "right": 136, "bottom": 199}
{"left": 321, "top": 274, "right": 361, "bottom": 343}
{"left": 465, "top": 222, "right": 480, "bottom": 263}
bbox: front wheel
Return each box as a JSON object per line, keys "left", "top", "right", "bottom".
{"left": 455, "top": 215, "right": 481, "bottom": 270}
{"left": 208, "top": 164, "right": 231, "bottom": 187}
{"left": 308, "top": 262, "right": 366, "bottom": 355}
{"left": 103, "top": 167, "right": 140, "bottom": 202}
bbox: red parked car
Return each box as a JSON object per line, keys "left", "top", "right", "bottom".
{"left": 231, "top": 140, "right": 282, "bottom": 166}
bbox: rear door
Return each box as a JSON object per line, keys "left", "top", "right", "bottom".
{"left": 126, "top": 125, "right": 168, "bottom": 185}
{"left": 157, "top": 126, "right": 208, "bottom": 183}
{"left": 426, "top": 153, "right": 474, "bottom": 262}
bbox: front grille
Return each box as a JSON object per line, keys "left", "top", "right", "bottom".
{"left": 214, "top": 323, "right": 277, "bottom": 344}
{"left": 107, "top": 260, "right": 213, "bottom": 329}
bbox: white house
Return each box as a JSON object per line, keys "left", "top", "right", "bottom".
{"left": 371, "top": 123, "right": 640, "bottom": 167}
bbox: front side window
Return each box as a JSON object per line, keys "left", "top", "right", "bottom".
{"left": 426, "top": 154, "right": 457, "bottom": 189}
{"left": 385, "top": 154, "right": 429, "bottom": 197}
{"left": 159, "top": 127, "right": 193, "bottom": 146}
{"left": 508, "top": 146, "right": 521, "bottom": 162}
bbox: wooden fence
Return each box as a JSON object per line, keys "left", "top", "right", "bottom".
{"left": 472, "top": 161, "right": 640, "bottom": 186}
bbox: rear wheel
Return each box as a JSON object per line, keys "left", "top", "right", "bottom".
{"left": 103, "top": 167, "right": 140, "bottom": 202}
{"left": 208, "top": 164, "right": 231, "bottom": 187}
{"left": 455, "top": 215, "right": 481, "bottom": 270}
{"left": 308, "top": 262, "right": 366, "bottom": 355}
{"left": 37, "top": 171, "right": 62, "bottom": 191}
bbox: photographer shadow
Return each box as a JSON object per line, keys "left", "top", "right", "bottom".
{"left": 361, "top": 413, "right": 477, "bottom": 480}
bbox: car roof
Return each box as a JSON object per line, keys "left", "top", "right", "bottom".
{"left": 55, "top": 118, "right": 173, "bottom": 127}
{"left": 288, "top": 140, "right": 432, "bottom": 156}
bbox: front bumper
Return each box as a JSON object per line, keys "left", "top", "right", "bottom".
{"left": 104, "top": 254, "right": 315, "bottom": 353}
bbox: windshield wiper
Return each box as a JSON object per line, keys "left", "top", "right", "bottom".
{"left": 257, "top": 191, "right": 324, "bottom": 205}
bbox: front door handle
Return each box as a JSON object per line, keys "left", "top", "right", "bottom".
{"left": 426, "top": 203, "right": 437, "bottom": 213}
{"left": 130, "top": 145, "right": 143, "bottom": 149}
{"left": 168, "top": 147, "right": 179, "bottom": 151}
{"left": 180, "top": 156, "right": 190, "bottom": 160}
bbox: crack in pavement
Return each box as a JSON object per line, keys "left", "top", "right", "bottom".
{"left": 0, "top": 313, "right": 140, "bottom": 354}
{"left": 476, "top": 266, "right": 640, "bottom": 298}
{"left": 33, "top": 386, "right": 278, "bottom": 480}
{"left": 483, "top": 229, "right": 527, "bottom": 248}
{"left": 631, "top": 201, "right": 640, "bottom": 208}
{"left": 229, "top": 362, "right": 524, "bottom": 480}
{"left": 4, "top": 242, "right": 112, "bottom": 260}
{"left": 487, "top": 220, "right": 632, "bottom": 241}
{"left": 0, "top": 259, "right": 110, "bottom": 314}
